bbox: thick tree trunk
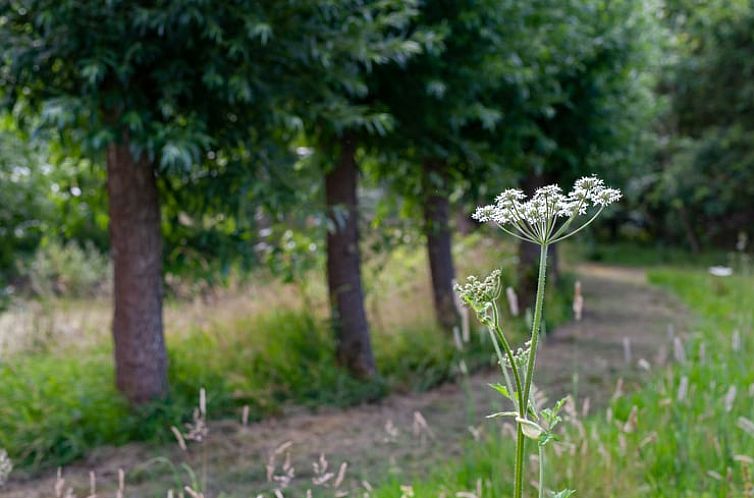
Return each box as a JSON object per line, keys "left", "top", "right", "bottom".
{"left": 325, "top": 135, "right": 376, "bottom": 378}
{"left": 107, "top": 138, "right": 168, "bottom": 404}
{"left": 422, "top": 160, "right": 460, "bottom": 334}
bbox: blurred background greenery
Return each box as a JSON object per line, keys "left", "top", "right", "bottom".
{"left": 0, "top": 0, "right": 752, "bottom": 494}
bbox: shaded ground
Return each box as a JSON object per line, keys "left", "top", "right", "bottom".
{"left": 1, "top": 264, "right": 689, "bottom": 498}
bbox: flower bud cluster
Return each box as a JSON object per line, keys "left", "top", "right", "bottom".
{"left": 504, "top": 340, "right": 531, "bottom": 371}
{"left": 454, "top": 269, "right": 502, "bottom": 315}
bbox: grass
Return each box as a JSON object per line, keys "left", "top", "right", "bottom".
{"left": 0, "top": 234, "right": 573, "bottom": 471}
{"left": 574, "top": 239, "right": 730, "bottom": 268}
{"left": 370, "top": 261, "right": 754, "bottom": 497}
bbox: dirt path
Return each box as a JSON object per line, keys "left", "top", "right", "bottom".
{"left": 2, "top": 264, "right": 689, "bottom": 498}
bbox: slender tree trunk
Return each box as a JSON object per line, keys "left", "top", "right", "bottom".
{"left": 422, "top": 160, "right": 460, "bottom": 334}
{"left": 517, "top": 171, "right": 560, "bottom": 311}
{"left": 455, "top": 207, "right": 478, "bottom": 235}
{"left": 518, "top": 241, "right": 559, "bottom": 311}
{"left": 107, "top": 137, "right": 168, "bottom": 405}
{"left": 678, "top": 204, "right": 701, "bottom": 253}
{"left": 325, "top": 135, "right": 376, "bottom": 378}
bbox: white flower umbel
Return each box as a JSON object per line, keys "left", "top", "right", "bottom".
{"left": 472, "top": 176, "right": 621, "bottom": 245}
{"left": 461, "top": 175, "right": 620, "bottom": 498}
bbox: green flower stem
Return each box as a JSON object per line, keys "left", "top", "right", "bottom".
{"left": 487, "top": 324, "right": 515, "bottom": 397}
{"left": 514, "top": 242, "right": 548, "bottom": 498}
{"left": 538, "top": 444, "right": 545, "bottom": 498}
{"left": 513, "top": 424, "right": 526, "bottom": 498}
{"left": 515, "top": 427, "right": 526, "bottom": 497}
{"left": 522, "top": 243, "right": 548, "bottom": 410}
{"left": 491, "top": 302, "right": 524, "bottom": 406}
{"left": 490, "top": 301, "right": 528, "bottom": 498}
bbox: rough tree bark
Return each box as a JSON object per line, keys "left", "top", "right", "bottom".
{"left": 325, "top": 135, "right": 376, "bottom": 377}
{"left": 107, "top": 136, "right": 168, "bottom": 404}
{"left": 422, "top": 160, "right": 461, "bottom": 334}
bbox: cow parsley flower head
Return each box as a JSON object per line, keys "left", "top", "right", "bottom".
{"left": 472, "top": 175, "right": 621, "bottom": 245}
{"left": 472, "top": 205, "right": 497, "bottom": 223}
{"left": 495, "top": 189, "right": 526, "bottom": 207}
{"left": 591, "top": 187, "right": 622, "bottom": 206}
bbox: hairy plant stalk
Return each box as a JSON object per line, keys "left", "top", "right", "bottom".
{"left": 523, "top": 244, "right": 548, "bottom": 410}
{"left": 538, "top": 444, "right": 545, "bottom": 498}
{"left": 515, "top": 428, "right": 526, "bottom": 497}
{"left": 491, "top": 302, "right": 524, "bottom": 404}
{"left": 515, "top": 243, "right": 547, "bottom": 498}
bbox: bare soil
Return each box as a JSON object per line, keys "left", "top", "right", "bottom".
{"left": 1, "top": 264, "right": 689, "bottom": 498}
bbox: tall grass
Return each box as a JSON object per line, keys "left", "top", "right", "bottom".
{"left": 372, "top": 266, "right": 754, "bottom": 497}
{"left": 0, "top": 235, "right": 573, "bottom": 471}
{"left": 0, "top": 310, "right": 463, "bottom": 469}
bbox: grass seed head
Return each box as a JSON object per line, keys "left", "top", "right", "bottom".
{"left": 0, "top": 449, "right": 11, "bottom": 487}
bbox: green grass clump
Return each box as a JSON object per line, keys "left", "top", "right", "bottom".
{"left": 0, "top": 351, "right": 130, "bottom": 468}
{"left": 372, "top": 266, "right": 754, "bottom": 497}
{"left": 168, "top": 310, "right": 385, "bottom": 416}
{"left": 0, "top": 310, "right": 386, "bottom": 470}
{"left": 576, "top": 240, "right": 728, "bottom": 267}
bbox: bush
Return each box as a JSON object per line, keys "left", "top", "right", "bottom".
{"left": 25, "top": 239, "right": 111, "bottom": 298}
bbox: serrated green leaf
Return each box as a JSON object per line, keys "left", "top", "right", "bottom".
{"left": 488, "top": 383, "right": 512, "bottom": 399}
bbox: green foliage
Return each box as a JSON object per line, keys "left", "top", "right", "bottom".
{"left": 575, "top": 241, "right": 728, "bottom": 268}
{"left": 0, "top": 310, "right": 372, "bottom": 469}
{"left": 632, "top": 0, "right": 754, "bottom": 247}
{"left": 0, "top": 116, "right": 108, "bottom": 303}
{"left": 364, "top": 0, "right": 660, "bottom": 226}
{"left": 0, "top": 350, "right": 132, "bottom": 468}
{"left": 514, "top": 0, "right": 661, "bottom": 179}
{"left": 645, "top": 127, "right": 754, "bottom": 248}
{"left": 0, "top": 117, "right": 52, "bottom": 277}
{"left": 168, "top": 310, "right": 386, "bottom": 415}
{"left": 0, "top": 0, "right": 428, "bottom": 281}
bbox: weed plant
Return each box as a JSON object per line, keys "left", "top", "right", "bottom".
{"left": 371, "top": 244, "right": 754, "bottom": 497}
{"left": 454, "top": 177, "right": 620, "bottom": 497}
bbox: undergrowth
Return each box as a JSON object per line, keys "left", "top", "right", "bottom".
{"left": 0, "top": 236, "right": 573, "bottom": 471}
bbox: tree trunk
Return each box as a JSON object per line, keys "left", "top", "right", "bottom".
{"left": 455, "top": 207, "right": 478, "bottom": 235}
{"left": 325, "top": 135, "right": 376, "bottom": 378}
{"left": 678, "top": 204, "right": 701, "bottom": 253}
{"left": 518, "top": 240, "right": 559, "bottom": 311}
{"left": 423, "top": 160, "right": 460, "bottom": 334}
{"left": 107, "top": 137, "right": 168, "bottom": 405}
{"left": 517, "top": 171, "right": 560, "bottom": 311}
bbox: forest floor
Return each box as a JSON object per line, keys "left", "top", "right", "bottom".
{"left": 2, "top": 263, "right": 690, "bottom": 498}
